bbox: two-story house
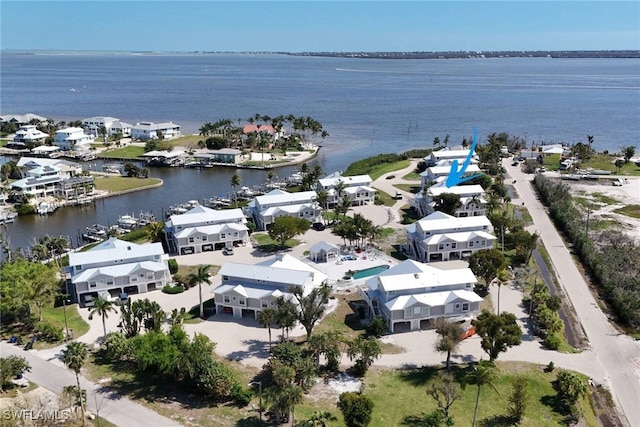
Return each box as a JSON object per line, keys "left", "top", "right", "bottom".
{"left": 54, "top": 127, "right": 94, "bottom": 151}
{"left": 131, "top": 122, "right": 181, "bottom": 140}
{"left": 68, "top": 238, "right": 170, "bottom": 307}
{"left": 11, "top": 158, "right": 89, "bottom": 199}
{"left": 213, "top": 253, "right": 327, "bottom": 319}
{"left": 414, "top": 183, "right": 486, "bottom": 218}
{"left": 13, "top": 125, "right": 49, "bottom": 145}
{"left": 164, "top": 204, "right": 248, "bottom": 255}
{"left": 317, "top": 173, "right": 376, "bottom": 207}
{"left": 405, "top": 211, "right": 495, "bottom": 262}
{"left": 247, "top": 189, "right": 321, "bottom": 230}
{"left": 419, "top": 164, "right": 482, "bottom": 189}
{"left": 425, "top": 148, "right": 478, "bottom": 167}
{"left": 358, "top": 259, "right": 482, "bottom": 333}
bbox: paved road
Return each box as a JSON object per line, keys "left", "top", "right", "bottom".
{"left": 0, "top": 342, "right": 181, "bottom": 427}
{"left": 506, "top": 160, "right": 640, "bottom": 427}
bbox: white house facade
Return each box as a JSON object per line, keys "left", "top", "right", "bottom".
{"left": 405, "top": 211, "right": 496, "bottom": 262}
{"left": 68, "top": 238, "right": 170, "bottom": 307}
{"left": 213, "top": 253, "right": 327, "bottom": 319}
{"left": 414, "top": 183, "right": 486, "bottom": 218}
{"left": 164, "top": 205, "right": 248, "bottom": 255}
{"left": 317, "top": 173, "right": 376, "bottom": 207}
{"left": 11, "top": 158, "right": 89, "bottom": 199}
{"left": 247, "top": 189, "right": 321, "bottom": 230}
{"left": 425, "top": 148, "right": 478, "bottom": 167}
{"left": 419, "top": 164, "right": 482, "bottom": 189}
{"left": 131, "top": 122, "right": 181, "bottom": 140}
{"left": 54, "top": 127, "right": 94, "bottom": 151}
{"left": 358, "top": 259, "right": 482, "bottom": 333}
{"left": 13, "top": 125, "right": 49, "bottom": 145}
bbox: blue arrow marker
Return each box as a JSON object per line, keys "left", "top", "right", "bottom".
{"left": 445, "top": 127, "right": 484, "bottom": 188}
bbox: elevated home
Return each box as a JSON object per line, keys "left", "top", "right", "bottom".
{"left": 425, "top": 148, "right": 478, "bottom": 167}
{"left": 213, "top": 253, "right": 327, "bottom": 319}
{"left": 13, "top": 125, "right": 49, "bottom": 145}
{"left": 192, "top": 148, "right": 243, "bottom": 165}
{"left": 164, "top": 205, "right": 248, "bottom": 255}
{"left": 54, "top": 127, "right": 94, "bottom": 151}
{"left": 359, "top": 259, "right": 482, "bottom": 333}
{"left": 419, "top": 164, "right": 482, "bottom": 188}
{"left": 131, "top": 121, "right": 181, "bottom": 140}
{"left": 242, "top": 124, "right": 284, "bottom": 141}
{"left": 82, "top": 116, "right": 119, "bottom": 136}
{"left": 0, "top": 113, "right": 48, "bottom": 127}
{"left": 68, "top": 238, "right": 170, "bottom": 307}
{"left": 414, "top": 183, "right": 486, "bottom": 217}
{"left": 109, "top": 120, "right": 132, "bottom": 137}
{"left": 405, "top": 211, "right": 495, "bottom": 262}
{"left": 11, "top": 158, "right": 89, "bottom": 198}
{"left": 247, "top": 189, "right": 321, "bottom": 230}
{"left": 317, "top": 173, "right": 376, "bottom": 207}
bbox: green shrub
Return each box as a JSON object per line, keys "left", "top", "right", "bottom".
{"left": 544, "top": 333, "right": 561, "bottom": 350}
{"left": 366, "top": 316, "right": 387, "bottom": 338}
{"left": 36, "top": 321, "right": 64, "bottom": 342}
{"left": 16, "top": 203, "right": 35, "bottom": 216}
{"left": 168, "top": 259, "right": 179, "bottom": 274}
{"left": 231, "top": 383, "right": 253, "bottom": 406}
{"left": 162, "top": 284, "right": 185, "bottom": 294}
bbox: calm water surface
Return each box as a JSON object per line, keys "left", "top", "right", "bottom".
{"left": 1, "top": 53, "right": 639, "bottom": 250}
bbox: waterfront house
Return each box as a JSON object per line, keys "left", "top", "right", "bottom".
{"left": 11, "top": 158, "right": 90, "bottom": 199}
{"left": 317, "top": 173, "right": 376, "bottom": 207}
{"left": 192, "top": 148, "right": 243, "bottom": 165}
{"left": 0, "top": 113, "right": 48, "bottom": 127}
{"left": 131, "top": 121, "right": 181, "bottom": 140}
{"left": 13, "top": 125, "right": 49, "bottom": 145}
{"left": 164, "top": 204, "right": 249, "bottom": 255}
{"left": 242, "top": 124, "right": 284, "bottom": 141}
{"left": 358, "top": 259, "right": 482, "bottom": 333}
{"left": 425, "top": 148, "right": 478, "bottom": 167}
{"left": 82, "top": 116, "right": 119, "bottom": 136}
{"left": 405, "top": 211, "right": 495, "bottom": 262}
{"left": 247, "top": 189, "right": 321, "bottom": 230}
{"left": 213, "top": 253, "right": 327, "bottom": 319}
{"left": 54, "top": 127, "right": 94, "bottom": 151}
{"left": 68, "top": 238, "right": 170, "bottom": 307}
{"left": 414, "top": 183, "right": 486, "bottom": 217}
{"left": 419, "top": 164, "right": 482, "bottom": 189}
{"left": 109, "top": 121, "right": 132, "bottom": 137}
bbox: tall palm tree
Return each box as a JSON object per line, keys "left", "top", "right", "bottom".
{"left": 187, "top": 264, "right": 213, "bottom": 318}
{"left": 148, "top": 221, "right": 165, "bottom": 243}
{"left": 315, "top": 189, "right": 329, "bottom": 224}
{"left": 231, "top": 174, "right": 241, "bottom": 207}
{"left": 284, "top": 384, "right": 304, "bottom": 426}
{"left": 465, "top": 360, "right": 499, "bottom": 427}
{"left": 61, "top": 341, "right": 89, "bottom": 421}
{"left": 494, "top": 269, "right": 511, "bottom": 314}
{"left": 89, "top": 297, "right": 117, "bottom": 339}
{"left": 257, "top": 308, "right": 277, "bottom": 352}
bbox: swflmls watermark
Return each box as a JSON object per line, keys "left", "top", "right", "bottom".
{"left": 1, "top": 408, "right": 73, "bottom": 421}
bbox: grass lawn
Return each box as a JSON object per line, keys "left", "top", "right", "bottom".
{"left": 590, "top": 192, "right": 620, "bottom": 205}
{"left": 582, "top": 154, "right": 640, "bottom": 176}
{"left": 393, "top": 183, "right": 421, "bottom": 194}
{"left": 253, "top": 233, "right": 300, "bottom": 252}
{"left": 93, "top": 175, "right": 161, "bottom": 193}
{"left": 167, "top": 134, "right": 203, "bottom": 149}
{"left": 516, "top": 205, "right": 534, "bottom": 225}
{"left": 402, "top": 171, "right": 422, "bottom": 181}
{"left": 0, "top": 138, "right": 11, "bottom": 147}
{"left": 29, "top": 304, "right": 90, "bottom": 349}
{"left": 99, "top": 145, "right": 146, "bottom": 159}
{"left": 373, "top": 188, "right": 396, "bottom": 207}
{"left": 613, "top": 204, "right": 640, "bottom": 219}
{"left": 368, "top": 159, "right": 410, "bottom": 180}
{"left": 542, "top": 153, "right": 562, "bottom": 171}
{"left": 400, "top": 205, "right": 421, "bottom": 224}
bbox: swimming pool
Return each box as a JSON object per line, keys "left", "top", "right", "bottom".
{"left": 352, "top": 264, "right": 390, "bottom": 280}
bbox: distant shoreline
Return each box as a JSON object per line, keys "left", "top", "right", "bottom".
{"left": 2, "top": 49, "right": 639, "bottom": 59}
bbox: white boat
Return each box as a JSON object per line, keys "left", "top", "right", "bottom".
{"left": 117, "top": 214, "right": 139, "bottom": 230}
{"left": 83, "top": 224, "right": 108, "bottom": 241}
{"left": 0, "top": 211, "right": 17, "bottom": 225}
{"left": 37, "top": 201, "right": 57, "bottom": 215}
{"left": 138, "top": 211, "right": 157, "bottom": 226}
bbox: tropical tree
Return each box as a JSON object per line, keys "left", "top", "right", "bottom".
{"left": 187, "top": 264, "right": 213, "bottom": 318}
{"left": 289, "top": 285, "right": 327, "bottom": 340}
{"left": 347, "top": 336, "right": 381, "bottom": 377}
{"left": 61, "top": 341, "right": 89, "bottom": 421}
{"left": 468, "top": 249, "right": 506, "bottom": 290}
{"left": 275, "top": 297, "right": 298, "bottom": 339}
{"left": 268, "top": 216, "right": 310, "bottom": 249}
{"left": 473, "top": 310, "right": 522, "bottom": 361}
{"left": 434, "top": 319, "right": 463, "bottom": 370}
{"left": 308, "top": 330, "right": 344, "bottom": 372}
{"left": 553, "top": 370, "right": 587, "bottom": 407}
{"left": 148, "top": 221, "right": 165, "bottom": 243}
{"left": 231, "top": 174, "right": 241, "bottom": 207}
{"left": 428, "top": 370, "right": 461, "bottom": 420}
{"left": 615, "top": 159, "right": 625, "bottom": 173}
{"left": 494, "top": 269, "right": 511, "bottom": 314}
{"left": 433, "top": 193, "right": 462, "bottom": 216}
{"left": 464, "top": 360, "right": 499, "bottom": 427}
{"left": 507, "top": 375, "right": 530, "bottom": 422}
{"left": 338, "top": 392, "right": 374, "bottom": 427}
{"left": 257, "top": 308, "right": 277, "bottom": 352}
{"left": 622, "top": 145, "right": 636, "bottom": 164}
{"left": 89, "top": 296, "right": 117, "bottom": 339}
{"left": 0, "top": 356, "right": 31, "bottom": 392}
{"left": 315, "top": 189, "right": 329, "bottom": 224}
{"left": 299, "top": 411, "right": 336, "bottom": 427}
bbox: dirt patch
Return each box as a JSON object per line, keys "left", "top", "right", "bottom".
{"left": 306, "top": 373, "right": 362, "bottom": 403}
{"left": 590, "top": 384, "right": 626, "bottom": 427}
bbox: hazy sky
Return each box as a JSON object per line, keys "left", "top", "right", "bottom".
{"left": 1, "top": 1, "right": 639, "bottom": 52}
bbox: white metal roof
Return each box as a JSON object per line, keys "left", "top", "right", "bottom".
{"left": 69, "top": 239, "right": 165, "bottom": 267}
{"left": 168, "top": 206, "right": 245, "bottom": 227}
{"left": 254, "top": 190, "right": 317, "bottom": 207}
{"left": 422, "top": 230, "right": 496, "bottom": 245}
{"left": 365, "top": 259, "right": 476, "bottom": 292}
{"left": 219, "top": 263, "right": 312, "bottom": 287}
{"left": 385, "top": 289, "right": 483, "bottom": 310}
{"left": 318, "top": 174, "right": 372, "bottom": 188}
{"left": 173, "top": 222, "right": 247, "bottom": 238}
{"left": 428, "top": 184, "right": 485, "bottom": 197}
{"left": 72, "top": 260, "right": 166, "bottom": 283}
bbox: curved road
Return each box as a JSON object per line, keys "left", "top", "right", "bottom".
{"left": 506, "top": 159, "right": 640, "bottom": 427}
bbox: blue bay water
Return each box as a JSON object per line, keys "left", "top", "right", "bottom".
{"left": 1, "top": 53, "right": 639, "bottom": 250}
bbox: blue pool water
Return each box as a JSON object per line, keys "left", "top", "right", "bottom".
{"left": 352, "top": 265, "right": 390, "bottom": 280}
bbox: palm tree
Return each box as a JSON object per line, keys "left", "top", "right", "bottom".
{"left": 283, "top": 385, "right": 304, "bottom": 426}
{"left": 435, "top": 319, "right": 463, "bottom": 370}
{"left": 465, "top": 360, "right": 499, "bottom": 427}
{"left": 315, "top": 189, "right": 329, "bottom": 224}
{"left": 231, "top": 174, "right": 241, "bottom": 208}
{"left": 187, "top": 265, "right": 213, "bottom": 318}
{"left": 148, "top": 221, "right": 165, "bottom": 243}
{"left": 89, "top": 297, "right": 117, "bottom": 339}
{"left": 257, "top": 308, "right": 277, "bottom": 352}
{"left": 61, "top": 341, "right": 89, "bottom": 421}
{"left": 495, "top": 269, "right": 511, "bottom": 314}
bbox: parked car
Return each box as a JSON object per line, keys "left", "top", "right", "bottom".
{"left": 312, "top": 222, "right": 326, "bottom": 231}
{"left": 342, "top": 255, "right": 357, "bottom": 261}
{"left": 223, "top": 247, "right": 234, "bottom": 255}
